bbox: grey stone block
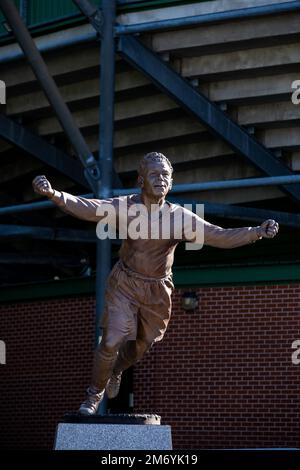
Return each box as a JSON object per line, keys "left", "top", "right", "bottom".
{"left": 54, "top": 423, "right": 172, "bottom": 450}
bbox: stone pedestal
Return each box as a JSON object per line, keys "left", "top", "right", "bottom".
{"left": 54, "top": 414, "right": 172, "bottom": 450}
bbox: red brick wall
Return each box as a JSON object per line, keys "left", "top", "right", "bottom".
{"left": 0, "top": 296, "right": 96, "bottom": 450}
{"left": 133, "top": 285, "right": 300, "bottom": 449}
{"left": 0, "top": 285, "right": 299, "bottom": 449}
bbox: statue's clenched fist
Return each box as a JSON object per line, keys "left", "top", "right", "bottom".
{"left": 257, "top": 219, "right": 279, "bottom": 239}
{"left": 32, "top": 175, "right": 54, "bottom": 198}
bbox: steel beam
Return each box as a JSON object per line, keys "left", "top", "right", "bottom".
{"left": 0, "top": 252, "right": 88, "bottom": 266}
{"left": 19, "top": 0, "right": 27, "bottom": 23}
{"left": 1, "top": 189, "right": 299, "bottom": 228}
{"left": 0, "top": 0, "right": 100, "bottom": 193}
{"left": 72, "top": 0, "right": 103, "bottom": 31}
{"left": 0, "top": 224, "right": 96, "bottom": 242}
{"left": 115, "top": 1, "right": 300, "bottom": 35}
{"left": 2, "top": 171, "right": 300, "bottom": 216}
{"left": 0, "top": 114, "right": 89, "bottom": 189}
{"left": 168, "top": 198, "right": 300, "bottom": 229}
{"left": 72, "top": 2, "right": 117, "bottom": 384}
{"left": 0, "top": 28, "right": 98, "bottom": 64}
{"left": 117, "top": 34, "right": 300, "bottom": 205}
{"left": 114, "top": 175, "right": 300, "bottom": 195}
{"left": 0, "top": 196, "right": 86, "bottom": 216}
{"left": 1, "top": 1, "right": 300, "bottom": 65}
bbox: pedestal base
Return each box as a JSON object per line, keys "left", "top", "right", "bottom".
{"left": 54, "top": 414, "right": 172, "bottom": 450}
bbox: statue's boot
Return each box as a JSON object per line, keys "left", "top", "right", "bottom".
{"left": 78, "top": 386, "right": 105, "bottom": 415}
{"left": 105, "top": 372, "right": 122, "bottom": 399}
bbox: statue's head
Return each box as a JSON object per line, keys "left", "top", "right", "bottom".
{"left": 138, "top": 152, "right": 173, "bottom": 198}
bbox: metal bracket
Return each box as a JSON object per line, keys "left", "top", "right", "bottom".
{"left": 72, "top": 0, "right": 103, "bottom": 35}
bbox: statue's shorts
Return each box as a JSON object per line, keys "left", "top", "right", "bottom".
{"left": 100, "top": 259, "right": 174, "bottom": 344}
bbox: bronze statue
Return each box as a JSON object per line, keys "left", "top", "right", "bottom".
{"left": 32, "top": 152, "right": 279, "bottom": 415}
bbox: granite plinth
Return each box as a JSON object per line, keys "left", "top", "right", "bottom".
{"left": 54, "top": 414, "right": 172, "bottom": 450}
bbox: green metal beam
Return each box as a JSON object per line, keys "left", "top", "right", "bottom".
{"left": 173, "top": 264, "right": 300, "bottom": 287}
{"left": 0, "top": 263, "right": 299, "bottom": 303}
{"left": 0, "top": 276, "right": 96, "bottom": 303}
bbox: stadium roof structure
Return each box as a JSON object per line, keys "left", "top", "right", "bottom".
{"left": 0, "top": 0, "right": 300, "bottom": 293}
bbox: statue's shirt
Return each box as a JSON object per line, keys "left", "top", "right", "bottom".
{"left": 51, "top": 191, "right": 260, "bottom": 278}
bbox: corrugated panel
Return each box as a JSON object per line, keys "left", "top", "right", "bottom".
{"left": 28, "top": 0, "right": 79, "bottom": 26}
{"left": 117, "top": 0, "right": 203, "bottom": 11}
{"left": 0, "top": 0, "right": 20, "bottom": 35}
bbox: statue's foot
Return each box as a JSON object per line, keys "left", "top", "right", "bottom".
{"left": 78, "top": 386, "right": 105, "bottom": 415}
{"left": 106, "top": 372, "right": 122, "bottom": 399}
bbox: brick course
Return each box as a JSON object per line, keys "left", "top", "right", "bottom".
{"left": 133, "top": 285, "right": 300, "bottom": 449}
{"left": 0, "top": 296, "right": 95, "bottom": 450}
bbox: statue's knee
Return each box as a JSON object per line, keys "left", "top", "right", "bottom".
{"left": 101, "top": 334, "right": 124, "bottom": 355}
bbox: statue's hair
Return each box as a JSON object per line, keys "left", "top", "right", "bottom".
{"left": 138, "top": 152, "right": 173, "bottom": 176}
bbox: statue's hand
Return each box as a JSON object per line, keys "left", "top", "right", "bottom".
{"left": 32, "top": 175, "right": 54, "bottom": 198}
{"left": 257, "top": 219, "right": 279, "bottom": 239}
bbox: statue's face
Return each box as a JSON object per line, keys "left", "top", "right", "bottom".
{"left": 141, "top": 161, "right": 173, "bottom": 198}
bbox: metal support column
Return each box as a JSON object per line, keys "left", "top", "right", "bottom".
{"left": 19, "top": 0, "right": 27, "bottom": 23}
{"left": 73, "top": 0, "right": 117, "bottom": 344}
{"left": 95, "top": 0, "right": 116, "bottom": 347}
